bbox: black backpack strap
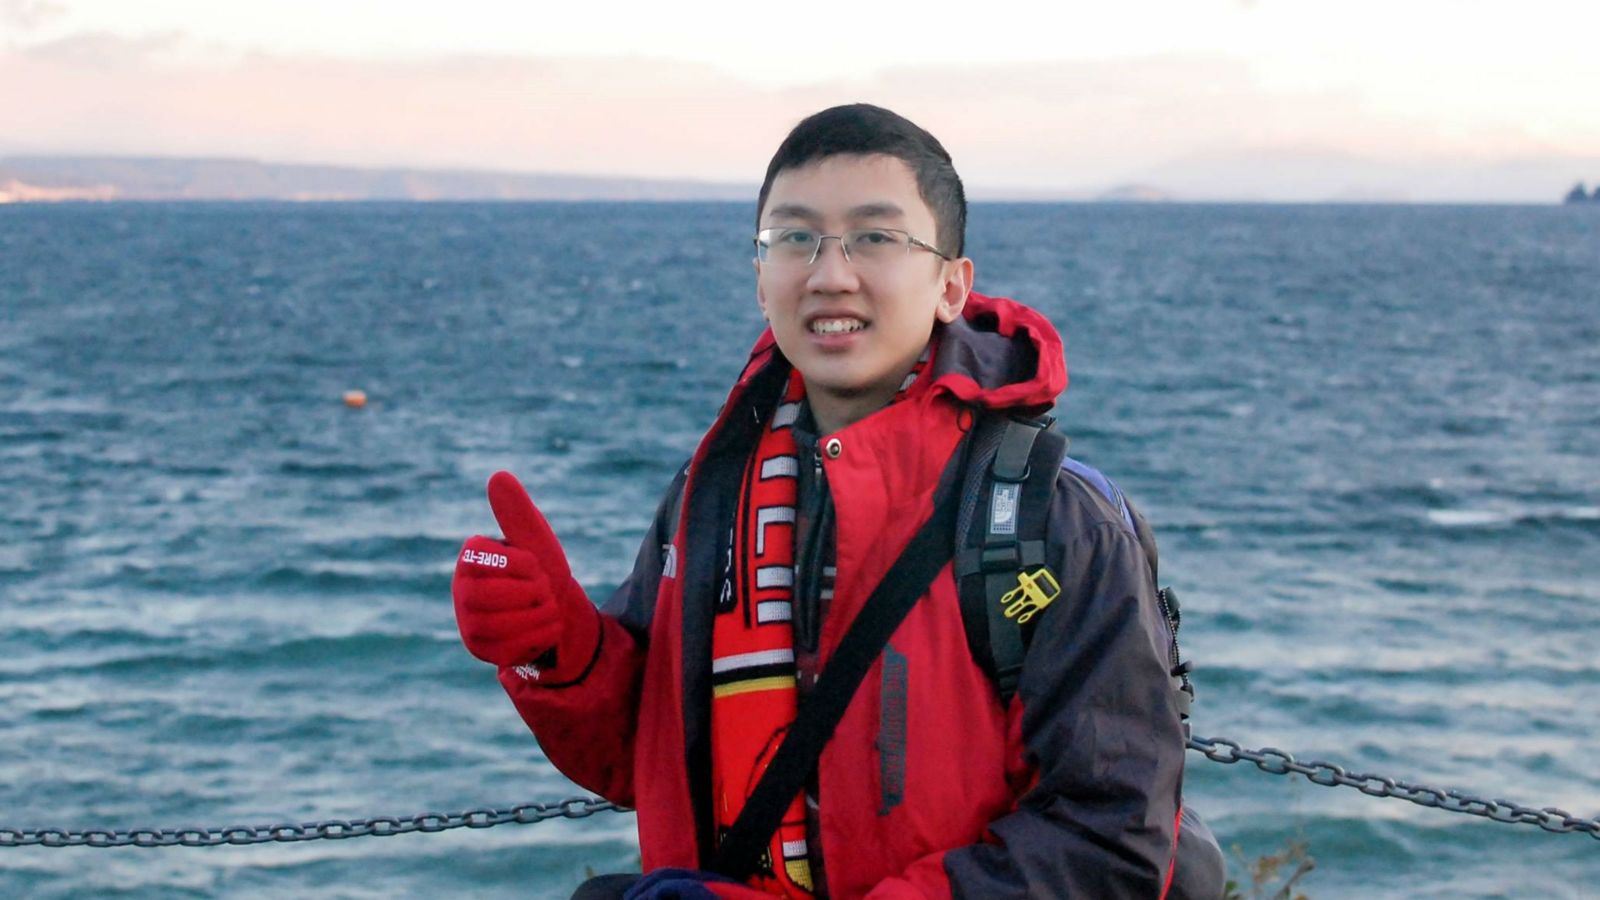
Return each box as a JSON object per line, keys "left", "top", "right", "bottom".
{"left": 954, "top": 414, "right": 1070, "bottom": 705}
{"left": 958, "top": 420, "right": 1199, "bottom": 719}
{"left": 708, "top": 439, "right": 969, "bottom": 882}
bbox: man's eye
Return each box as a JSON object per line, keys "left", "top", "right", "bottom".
{"left": 854, "top": 229, "right": 899, "bottom": 245}
{"left": 777, "top": 229, "right": 817, "bottom": 245}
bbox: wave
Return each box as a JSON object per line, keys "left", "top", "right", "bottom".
{"left": 1425, "top": 505, "right": 1600, "bottom": 530}
{"left": 11, "top": 632, "right": 457, "bottom": 681}
{"left": 0, "top": 427, "right": 71, "bottom": 443}
{"left": 1, "top": 625, "right": 187, "bottom": 655}
{"left": 571, "top": 443, "right": 684, "bottom": 480}
{"left": 304, "top": 533, "right": 462, "bottom": 562}
{"left": 277, "top": 460, "right": 390, "bottom": 478}
{"left": 252, "top": 563, "right": 449, "bottom": 597}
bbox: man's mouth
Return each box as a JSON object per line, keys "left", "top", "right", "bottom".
{"left": 809, "top": 317, "right": 867, "bottom": 335}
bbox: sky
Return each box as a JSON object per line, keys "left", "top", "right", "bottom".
{"left": 4, "top": 0, "right": 1600, "bottom": 200}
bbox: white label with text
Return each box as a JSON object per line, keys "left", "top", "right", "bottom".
{"left": 462, "top": 549, "right": 508, "bottom": 569}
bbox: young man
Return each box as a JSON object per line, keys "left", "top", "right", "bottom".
{"left": 453, "top": 104, "right": 1188, "bottom": 898}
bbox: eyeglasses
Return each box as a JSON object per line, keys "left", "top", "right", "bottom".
{"left": 754, "top": 227, "right": 952, "bottom": 267}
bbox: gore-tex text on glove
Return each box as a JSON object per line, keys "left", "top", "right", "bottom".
{"left": 452, "top": 471, "right": 601, "bottom": 681}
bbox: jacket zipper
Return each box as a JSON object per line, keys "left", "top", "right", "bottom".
{"left": 795, "top": 445, "right": 829, "bottom": 654}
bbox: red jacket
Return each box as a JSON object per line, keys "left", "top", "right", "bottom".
{"left": 500, "top": 293, "right": 1184, "bottom": 898}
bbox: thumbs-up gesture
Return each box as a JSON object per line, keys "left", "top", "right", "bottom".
{"left": 452, "top": 471, "right": 600, "bottom": 678}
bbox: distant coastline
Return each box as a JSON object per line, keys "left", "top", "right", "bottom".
{"left": 0, "top": 156, "right": 1183, "bottom": 204}
{"left": 0, "top": 156, "right": 755, "bottom": 204}
{"left": 1, "top": 154, "right": 1593, "bottom": 205}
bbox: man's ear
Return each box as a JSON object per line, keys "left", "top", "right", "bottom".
{"left": 935, "top": 257, "right": 974, "bottom": 324}
{"left": 755, "top": 261, "right": 770, "bottom": 320}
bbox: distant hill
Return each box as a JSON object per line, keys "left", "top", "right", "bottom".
{"left": 5, "top": 152, "right": 1588, "bottom": 206}
{"left": 1124, "top": 148, "right": 1600, "bottom": 204}
{"left": 1094, "top": 183, "right": 1178, "bottom": 203}
{"left": 0, "top": 156, "right": 755, "bottom": 203}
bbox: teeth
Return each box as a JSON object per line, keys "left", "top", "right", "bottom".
{"left": 811, "top": 318, "right": 866, "bottom": 335}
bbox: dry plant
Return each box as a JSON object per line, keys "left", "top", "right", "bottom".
{"left": 1222, "top": 838, "right": 1315, "bottom": 900}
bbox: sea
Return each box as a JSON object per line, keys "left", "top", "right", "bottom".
{"left": 1, "top": 201, "right": 1596, "bottom": 899}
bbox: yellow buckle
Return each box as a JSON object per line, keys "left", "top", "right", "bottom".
{"left": 1001, "top": 567, "right": 1061, "bottom": 624}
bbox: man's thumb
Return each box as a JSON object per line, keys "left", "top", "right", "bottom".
{"left": 487, "top": 470, "right": 557, "bottom": 550}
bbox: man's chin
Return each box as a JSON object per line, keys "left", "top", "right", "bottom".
{"left": 802, "top": 371, "right": 887, "bottom": 401}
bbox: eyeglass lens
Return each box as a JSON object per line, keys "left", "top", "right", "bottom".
{"left": 758, "top": 228, "right": 913, "bottom": 265}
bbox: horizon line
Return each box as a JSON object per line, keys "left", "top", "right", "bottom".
{"left": 1, "top": 152, "right": 1593, "bottom": 206}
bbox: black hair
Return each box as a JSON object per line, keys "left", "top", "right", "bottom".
{"left": 756, "top": 103, "right": 966, "bottom": 257}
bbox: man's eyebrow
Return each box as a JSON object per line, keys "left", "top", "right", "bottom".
{"left": 763, "top": 201, "right": 908, "bottom": 222}
{"left": 848, "top": 202, "right": 906, "bottom": 220}
{"left": 765, "top": 203, "right": 818, "bottom": 221}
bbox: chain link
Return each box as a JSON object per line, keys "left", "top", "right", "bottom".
{"left": 5, "top": 737, "right": 1599, "bottom": 848}
{"left": 1187, "top": 734, "right": 1600, "bottom": 840}
{"left": 0, "top": 797, "right": 623, "bottom": 849}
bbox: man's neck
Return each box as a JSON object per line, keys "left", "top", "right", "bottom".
{"left": 807, "top": 386, "right": 897, "bottom": 437}
{"left": 811, "top": 361, "right": 931, "bottom": 434}
{"left": 802, "top": 342, "right": 935, "bottom": 436}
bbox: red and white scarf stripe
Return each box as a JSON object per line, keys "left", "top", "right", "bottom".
{"left": 710, "top": 343, "right": 937, "bottom": 897}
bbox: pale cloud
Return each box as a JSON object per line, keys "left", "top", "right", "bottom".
{"left": 3, "top": 32, "right": 1597, "bottom": 200}
{"left": 16, "top": 28, "right": 184, "bottom": 64}
{"left": 0, "top": 0, "right": 67, "bottom": 31}
{"left": 1, "top": 39, "right": 789, "bottom": 178}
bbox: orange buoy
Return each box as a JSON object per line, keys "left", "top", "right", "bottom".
{"left": 343, "top": 390, "right": 368, "bottom": 409}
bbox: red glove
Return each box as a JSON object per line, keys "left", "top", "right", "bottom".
{"left": 452, "top": 471, "right": 600, "bottom": 680}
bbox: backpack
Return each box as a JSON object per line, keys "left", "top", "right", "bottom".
{"left": 952, "top": 411, "right": 1195, "bottom": 716}
{"left": 953, "top": 411, "right": 1222, "bottom": 900}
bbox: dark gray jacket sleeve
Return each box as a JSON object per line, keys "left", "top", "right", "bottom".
{"left": 944, "top": 471, "right": 1185, "bottom": 898}
{"left": 597, "top": 463, "right": 690, "bottom": 641}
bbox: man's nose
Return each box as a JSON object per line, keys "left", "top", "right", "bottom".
{"left": 806, "top": 237, "right": 859, "bottom": 292}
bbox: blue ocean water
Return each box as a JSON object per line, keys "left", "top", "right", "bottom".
{"left": 1, "top": 201, "right": 1596, "bottom": 898}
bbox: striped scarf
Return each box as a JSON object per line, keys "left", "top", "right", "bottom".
{"left": 710, "top": 345, "right": 936, "bottom": 897}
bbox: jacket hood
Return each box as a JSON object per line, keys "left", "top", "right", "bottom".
{"left": 926, "top": 290, "right": 1066, "bottom": 413}
{"left": 735, "top": 290, "right": 1067, "bottom": 414}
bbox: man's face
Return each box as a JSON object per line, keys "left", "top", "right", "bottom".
{"left": 755, "top": 153, "right": 971, "bottom": 413}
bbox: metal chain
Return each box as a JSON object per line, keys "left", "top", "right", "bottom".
{"left": 6, "top": 737, "right": 1599, "bottom": 848}
{"left": 1188, "top": 734, "right": 1600, "bottom": 841}
{"left": 0, "top": 797, "right": 622, "bottom": 848}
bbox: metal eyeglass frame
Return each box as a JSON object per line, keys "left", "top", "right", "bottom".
{"left": 754, "top": 227, "right": 953, "bottom": 265}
